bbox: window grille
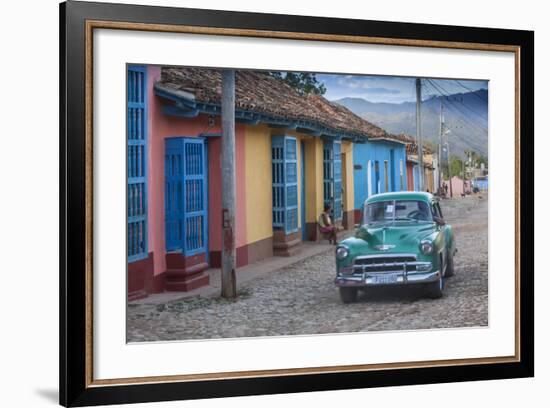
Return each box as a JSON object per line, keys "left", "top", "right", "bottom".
{"left": 127, "top": 65, "right": 148, "bottom": 262}
{"left": 272, "top": 136, "right": 298, "bottom": 233}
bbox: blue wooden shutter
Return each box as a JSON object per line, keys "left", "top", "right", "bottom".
{"left": 127, "top": 65, "right": 148, "bottom": 262}
{"left": 390, "top": 149, "right": 396, "bottom": 191}
{"left": 323, "top": 140, "right": 342, "bottom": 221}
{"left": 285, "top": 138, "right": 299, "bottom": 233}
{"left": 165, "top": 138, "right": 208, "bottom": 255}
{"left": 374, "top": 160, "right": 380, "bottom": 194}
{"left": 272, "top": 136, "right": 298, "bottom": 234}
{"left": 165, "top": 138, "right": 184, "bottom": 252}
{"left": 183, "top": 139, "right": 207, "bottom": 255}
{"left": 333, "top": 141, "right": 343, "bottom": 220}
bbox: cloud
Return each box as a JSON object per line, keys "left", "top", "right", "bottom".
{"left": 319, "top": 73, "right": 489, "bottom": 104}
{"left": 362, "top": 87, "right": 401, "bottom": 95}
{"left": 335, "top": 75, "right": 410, "bottom": 93}
{"left": 336, "top": 76, "right": 372, "bottom": 89}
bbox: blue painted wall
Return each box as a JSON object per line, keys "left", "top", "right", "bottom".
{"left": 353, "top": 140, "right": 408, "bottom": 209}
{"left": 473, "top": 176, "right": 489, "bottom": 191}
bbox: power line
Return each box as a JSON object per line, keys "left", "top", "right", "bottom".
{"left": 453, "top": 80, "right": 488, "bottom": 102}
{"left": 437, "top": 82, "right": 489, "bottom": 125}
{"left": 425, "top": 80, "right": 488, "bottom": 133}
{"left": 416, "top": 82, "right": 488, "bottom": 149}
{"left": 441, "top": 98, "right": 488, "bottom": 134}
{"left": 427, "top": 79, "right": 488, "bottom": 125}
{"left": 443, "top": 99, "right": 489, "bottom": 135}
{"left": 423, "top": 82, "right": 489, "bottom": 142}
{"left": 428, "top": 79, "right": 488, "bottom": 123}
{"left": 422, "top": 81, "right": 484, "bottom": 133}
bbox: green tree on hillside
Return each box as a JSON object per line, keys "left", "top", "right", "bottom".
{"left": 442, "top": 155, "right": 464, "bottom": 179}
{"left": 270, "top": 72, "right": 327, "bottom": 95}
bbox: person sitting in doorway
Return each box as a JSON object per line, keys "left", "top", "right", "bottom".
{"left": 318, "top": 204, "right": 338, "bottom": 245}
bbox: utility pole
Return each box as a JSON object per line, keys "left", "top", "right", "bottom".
{"left": 221, "top": 69, "right": 237, "bottom": 298}
{"left": 416, "top": 78, "right": 424, "bottom": 191}
{"left": 447, "top": 140, "right": 453, "bottom": 198}
{"left": 438, "top": 100, "right": 443, "bottom": 192}
{"left": 462, "top": 156, "right": 466, "bottom": 193}
{"left": 466, "top": 151, "right": 472, "bottom": 191}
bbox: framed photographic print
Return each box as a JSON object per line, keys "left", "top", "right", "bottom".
{"left": 60, "top": 0, "right": 534, "bottom": 406}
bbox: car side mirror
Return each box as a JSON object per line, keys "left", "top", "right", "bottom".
{"left": 433, "top": 216, "right": 446, "bottom": 226}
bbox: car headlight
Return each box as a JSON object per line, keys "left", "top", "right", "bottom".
{"left": 420, "top": 240, "right": 433, "bottom": 254}
{"left": 336, "top": 246, "right": 349, "bottom": 260}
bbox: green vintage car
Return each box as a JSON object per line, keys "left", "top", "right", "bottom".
{"left": 334, "top": 191, "right": 456, "bottom": 303}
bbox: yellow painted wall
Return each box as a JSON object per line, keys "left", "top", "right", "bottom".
{"left": 244, "top": 128, "right": 355, "bottom": 243}
{"left": 244, "top": 125, "right": 273, "bottom": 244}
{"left": 425, "top": 168, "right": 435, "bottom": 192}
{"left": 341, "top": 141, "right": 355, "bottom": 212}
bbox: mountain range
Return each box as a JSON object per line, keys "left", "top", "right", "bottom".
{"left": 335, "top": 89, "right": 488, "bottom": 158}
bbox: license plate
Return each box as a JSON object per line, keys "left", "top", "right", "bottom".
{"left": 371, "top": 274, "right": 399, "bottom": 285}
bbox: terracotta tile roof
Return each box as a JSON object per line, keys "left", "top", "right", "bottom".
{"left": 406, "top": 139, "right": 433, "bottom": 155}
{"left": 393, "top": 133, "right": 416, "bottom": 144}
{"left": 157, "top": 67, "right": 388, "bottom": 139}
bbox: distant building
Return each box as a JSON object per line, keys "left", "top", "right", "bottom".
{"left": 471, "top": 165, "right": 488, "bottom": 179}
{"left": 473, "top": 175, "right": 489, "bottom": 191}
{"left": 449, "top": 176, "right": 472, "bottom": 197}
{"left": 352, "top": 133, "right": 410, "bottom": 223}
{"left": 406, "top": 142, "right": 437, "bottom": 193}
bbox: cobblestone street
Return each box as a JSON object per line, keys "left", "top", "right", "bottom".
{"left": 127, "top": 194, "right": 488, "bottom": 342}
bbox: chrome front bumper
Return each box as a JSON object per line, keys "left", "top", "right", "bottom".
{"left": 334, "top": 254, "right": 439, "bottom": 287}
{"left": 334, "top": 270, "right": 441, "bottom": 287}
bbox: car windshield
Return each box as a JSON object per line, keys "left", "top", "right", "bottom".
{"left": 364, "top": 200, "right": 432, "bottom": 225}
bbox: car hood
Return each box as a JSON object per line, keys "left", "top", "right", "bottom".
{"left": 349, "top": 223, "right": 436, "bottom": 253}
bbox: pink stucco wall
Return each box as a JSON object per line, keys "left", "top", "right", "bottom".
{"left": 146, "top": 65, "right": 247, "bottom": 275}
{"left": 449, "top": 176, "right": 472, "bottom": 197}
{"left": 147, "top": 66, "right": 163, "bottom": 276}
{"left": 208, "top": 138, "right": 222, "bottom": 254}
{"left": 206, "top": 128, "right": 248, "bottom": 252}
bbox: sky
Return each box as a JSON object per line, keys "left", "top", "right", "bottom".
{"left": 316, "top": 74, "right": 488, "bottom": 104}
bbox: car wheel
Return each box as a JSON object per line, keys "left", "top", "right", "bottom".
{"left": 339, "top": 287, "right": 358, "bottom": 303}
{"left": 426, "top": 274, "right": 444, "bottom": 299}
{"left": 445, "top": 252, "right": 455, "bottom": 277}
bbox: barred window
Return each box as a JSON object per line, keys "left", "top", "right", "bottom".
{"left": 323, "top": 140, "right": 343, "bottom": 220}
{"left": 127, "top": 65, "right": 148, "bottom": 261}
{"left": 165, "top": 138, "right": 207, "bottom": 255}
{"left": 272, "top": 136, "right": 298, "bottom": 233}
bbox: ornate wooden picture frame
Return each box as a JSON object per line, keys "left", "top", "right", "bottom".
{"left": 60, "top": 1, "right": 533, "bottom": 406}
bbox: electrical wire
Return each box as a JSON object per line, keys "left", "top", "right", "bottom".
{"left": 424, "top": 80, "right": 488, "bottom": 133}
{"left": 453, "top": 80, "right": 488, "bottom": 102}
{"left": 427, "top": 79, "right": 488, "bottom": 126}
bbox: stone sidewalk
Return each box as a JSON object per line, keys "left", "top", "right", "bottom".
{"left": 129, "top": 238, "right": 347, "bottom": 306}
